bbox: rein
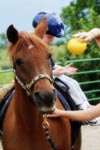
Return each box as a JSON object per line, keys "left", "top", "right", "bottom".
{"left": 42, "top": 115, "right": 58, "bottom": 150}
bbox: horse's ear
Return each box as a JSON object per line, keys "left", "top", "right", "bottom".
{"left": 6, "top": 25, "right": 19, "bottom": 44}
{"left": 34, "top": 18, "right": 48, "bottom": 39}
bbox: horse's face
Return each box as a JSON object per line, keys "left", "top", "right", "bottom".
{"left": 6, "top": 19, "right": 56, "bottom": 114}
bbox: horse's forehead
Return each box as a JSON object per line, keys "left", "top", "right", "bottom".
{"left": 13, "top": 32, "right": 49, "bottom": 56}
{"left": 20, "top": 32, "right": 41, "bottom": 47}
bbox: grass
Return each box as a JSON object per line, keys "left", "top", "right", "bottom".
{"left": 0, "top": 48, "right": 13, "bottom": 87}
{"left": 0, "top": 71, "right": 14, "bottom": 87}
{"left": 0, "top": 48, "right": 12, "bottom": 68}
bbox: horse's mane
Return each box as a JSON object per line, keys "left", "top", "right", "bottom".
{"left": 8, "top": 31, "right": 51, "bottom": 61}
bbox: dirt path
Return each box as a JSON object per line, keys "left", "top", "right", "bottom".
{"left": 0, "top": 125, "right": 100, "bottom": 150}
{"left": 81, "top": 125, "right": 100, "bottom": 150}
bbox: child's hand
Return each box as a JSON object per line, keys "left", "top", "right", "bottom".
{"left": 64, "top": 63, "right": 78, "bottom": 75}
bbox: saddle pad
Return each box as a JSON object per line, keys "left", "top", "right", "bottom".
{"left": 0, "top": 88, "right": 14, "bottom": 130}
{"left": 57, "top": 90, "right": 71, "bottom": 110}
{"left": 54, "top": 77, "right": 77, "bottom": 110}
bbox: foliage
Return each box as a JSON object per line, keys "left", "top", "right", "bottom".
{"left": 0, "top": 72, "right": 14, "bottom": 86}
{"left": 0, "top": 33, "right": 7, "bottom": 48}
{"left": 61, "top": 0, "right": 100, "bottom": 35}
{"left": 60, "top": 0, "right": 100, "bottom": 60}
{"left": 0, "top": 48, "right": 13, "bottom": 86}
{"left": 51, "top": 44, "right": 67, "bottom": 64}
{"left": 0, "top": 48, "right": 12, "bottom": 69}
{"left": 53, "top": 0, "right": 100, "bottom": 101}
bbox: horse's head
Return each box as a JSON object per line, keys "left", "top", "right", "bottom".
{"left": 6, "top": 19, "right": 56, "bottom": 114}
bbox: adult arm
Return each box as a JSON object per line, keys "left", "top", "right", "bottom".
{"left": 73, "top": 28, "right": 100, "bottom": 47}
{"left": 47, "top": 103, "right": 100, "bottom": 121}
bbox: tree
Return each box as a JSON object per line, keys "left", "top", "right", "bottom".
{"left": 0, "top": 33, "right": 7, "bottom": 48}
{"left": 57, "top": 0, "right": 100, "bottom": 101}
{"left": 61, "top": 0, "right": 100, "bottom": 35}
{"left": 58, "top": 0, "right": 99, "bottom": 59}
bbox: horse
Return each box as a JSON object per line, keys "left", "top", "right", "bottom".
{"left": 2, "top": 19, "right": 81, "bottom": 150}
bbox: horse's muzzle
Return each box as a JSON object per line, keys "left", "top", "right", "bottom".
{"left": 32, "top": 89, "right": 57, "bottom": 114}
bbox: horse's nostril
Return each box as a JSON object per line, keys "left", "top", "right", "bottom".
{"left": 34, "top": 91, "right": 40, "bottom": 97}
{"left": 53, "top": 88, "right": 56, "bottom": 95}
{"left": 34, "top": 90, "right": 56, "bottom": 107}
{"left": 34, "top": 91, "right": 44, "bottom": 100}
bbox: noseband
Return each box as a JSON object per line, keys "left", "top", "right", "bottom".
{"left": 14, "top": 70, "right": 53, "bottom": 95}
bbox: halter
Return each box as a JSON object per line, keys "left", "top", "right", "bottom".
{"left": 14, "top": 69, "right": 53, "bottom": 95}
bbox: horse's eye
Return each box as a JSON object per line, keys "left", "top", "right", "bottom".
{"left": 16, "top": 58, "right": 24, "bottom": 65}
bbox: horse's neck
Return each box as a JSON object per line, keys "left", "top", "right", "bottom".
{"left": 14, "top": 83, "right": 43, "bottom": 127}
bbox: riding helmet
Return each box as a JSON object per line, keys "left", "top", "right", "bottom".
{"left": 32, "top": 11, "right": 64, "bottom": 38}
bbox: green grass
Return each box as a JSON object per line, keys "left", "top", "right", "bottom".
{"left": 0, "top": 48, "right": 13, "bottom": 86}
{"left": 0, "top": 72, "right": 14, "bottom": 87}
{"left": 0, "top": 48, "right": 12, "bottom": 69}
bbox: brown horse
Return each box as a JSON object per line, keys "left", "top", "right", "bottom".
{"left": 2, "top": 19, "right": 81, "bottom": 150}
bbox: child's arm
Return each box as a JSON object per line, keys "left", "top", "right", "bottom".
{"left": 53, "top": 63, "right": 77, "bottom": 76}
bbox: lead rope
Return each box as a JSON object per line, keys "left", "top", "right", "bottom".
{"left": 42, "top": 115, "right": 58, "bottom": 150}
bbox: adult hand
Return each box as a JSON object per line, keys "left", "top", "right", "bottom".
{"left": 73, "top": 32, "right": 92, "bottom": 42}
{"left": 73, "top": 28, "right": 100, "bottom": 43}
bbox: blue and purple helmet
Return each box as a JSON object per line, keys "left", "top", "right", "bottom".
{"left": 32, "top": 11, "right": 64, "bottom": 38}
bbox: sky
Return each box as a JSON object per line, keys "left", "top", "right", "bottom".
{"left": 0, "top": 0, "right": 72, "bottom": 33}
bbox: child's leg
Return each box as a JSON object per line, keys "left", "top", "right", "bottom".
{"left": 58, "top": 75, "right": 90, "bottom": 109}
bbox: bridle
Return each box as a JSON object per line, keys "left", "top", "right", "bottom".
{"left": 14, "top": 69, "right": 53, "bottom": 96}
{"left": 13, "top": 42, "right": 53, "bottom": 95}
